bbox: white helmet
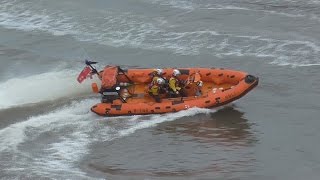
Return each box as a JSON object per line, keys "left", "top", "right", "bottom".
{"left": 197, "top": 81, "right": 203, "bottom": 87}
{"left": 156, "top": 78, "right": 165, "bottom": 85}
{"left": 154, "top": 69, "right": 163, "bottom": 76}
{"left": 172, "top": 69, "right": 181, "bottom": 76}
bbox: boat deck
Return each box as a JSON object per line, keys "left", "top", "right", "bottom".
{"left": 119, "top": 82, "right": 234, "bottom": 104}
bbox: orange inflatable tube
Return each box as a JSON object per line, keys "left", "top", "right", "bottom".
{"left": 89, "top": 67, "right": 259, "bottom": 116}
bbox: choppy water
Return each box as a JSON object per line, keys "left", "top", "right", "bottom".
{"left": 0, "top": 0, "right": 320, "bottom": 179}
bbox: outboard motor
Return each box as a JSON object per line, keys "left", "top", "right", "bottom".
{"left": 101, "top": 86, "right": 121, "bottom": 103}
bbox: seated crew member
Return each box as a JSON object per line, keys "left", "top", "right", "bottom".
{"left": 149, "top": 68, "right": 164, "bottom": 85}
{"left": 149, "top": 68, "right": 169, "bottom": 93}
{"left": 149, "top": 78, "right": 165, "bottom": 103}
{"left": 169, "top": 69, "right": 186, "bottom": 97}
{"left": 186, "top": 72, "right": 203, "bottom": 96}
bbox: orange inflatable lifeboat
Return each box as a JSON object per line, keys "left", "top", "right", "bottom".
{"left": 78, "top": 60, "right": 259, "bottom": 116}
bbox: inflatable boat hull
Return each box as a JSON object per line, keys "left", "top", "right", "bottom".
{"left": 90, "top": 67, "right": 259, "bottom": 116}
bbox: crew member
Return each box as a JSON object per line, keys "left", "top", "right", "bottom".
{"left": 150, "top": 68, "right": 164, "bottom": 85}
{"left": 149, "top": 78, "right": 165, "bottom": 103}
{"left": 169, "top": 69, "right": 186, "bottom": 97}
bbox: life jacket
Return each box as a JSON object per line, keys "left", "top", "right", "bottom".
{"left": 148, "top": 76, "right": 161, "bottom": 89}
{"left": 148, "top": 84, "right": 160, "bottom": 95}
{"left": 169, "top": 77, "right": 181, "bottom": 92}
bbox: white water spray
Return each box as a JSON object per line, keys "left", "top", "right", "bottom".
{"left": 0, "top": 69, "right": 100, "bottom": 109}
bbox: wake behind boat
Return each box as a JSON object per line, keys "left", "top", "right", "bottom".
{"left": 78, "top": 60, "right": 259, "bottom": 116}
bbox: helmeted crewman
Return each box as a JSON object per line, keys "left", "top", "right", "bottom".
{"left": 150, "top": 68, "right": 164, "bottom": 85}
{"left": 169, "top": 69, "right": 186, "bottom": 97}
{"left": 149, "top": 77, "right": 165, "bottom": 103}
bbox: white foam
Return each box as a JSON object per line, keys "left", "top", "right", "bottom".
{"left": 0, "top": 0, "right": 200, "bottom": 55}
{"left": 0, "top": 98, "right": 98, "bottom": 178}
{"left": 0, "top": 98, "right": 97, "bottom": 152}
{"left": 212, "top": 35, "right": 320, "bottom": 67}
{"left": 150, "top": 0, "right": 307, "bottom": 18}
{"left": 149, "top": 0, "right": 196, "bottom": 10}
{"left": 1, "top": 0, "right": 319, "bottom": 67}
{"left": 97, "top": 107, "right": 216, "bottom": 142}
{"left": 0, "top": 69, "right": 100, "bottom": 109}
{"left": 34, "top": 133, "right": 92, "bottom": 178}
{"left": 205, "top": 5, "right": 254, "bottom": 11}
{"left": 209, "top": 5, "right": 305, "bottom": 18}
{"left": 0, "top": 95, "right": 215, "bottom": 178}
